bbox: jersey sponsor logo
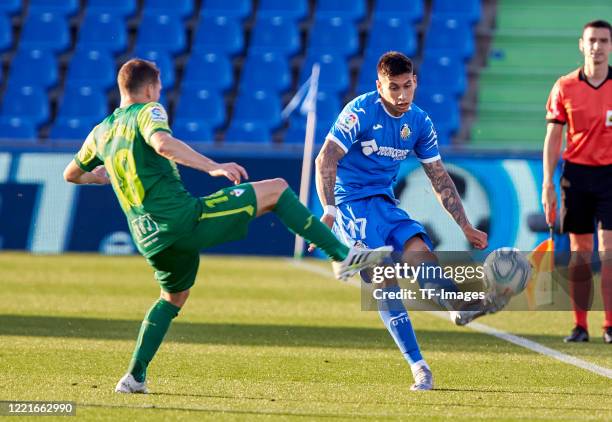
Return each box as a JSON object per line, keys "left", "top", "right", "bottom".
{"left": 360, "top": 139, "right": 378, "bottom": 156}
{"left": 150, "top": 106, "right": 167, "bottom": 122}
{"left": 607, "top": 110, "right": 612, "bottom": 127}
{"left": 377, "top": 146, "right": 409, "bottom": 160}
{"left": 373, "top": 124, "right": 383, "bottom": 130}
{"left": 336, "top": 111, "right": 359, "bottom": 133}
{"left": 400, "top": 123, "right": 411, "bottom": 140}
{"left": 130, "top": 214, "right": 160, "bottom": 244}
{"left": 361, "top": 139, "right": 409, "bottom": 160}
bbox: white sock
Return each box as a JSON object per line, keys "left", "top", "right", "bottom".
{"left": 410, "top": 359, "right": 430, "bottom": 377}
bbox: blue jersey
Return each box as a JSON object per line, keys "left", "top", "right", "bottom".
{"left": 327, "top": 91, "right": 440, "bottom": 205}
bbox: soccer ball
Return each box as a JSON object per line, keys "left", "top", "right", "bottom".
{"left": 483, "top": 247, "right": 532, "bottom": 296}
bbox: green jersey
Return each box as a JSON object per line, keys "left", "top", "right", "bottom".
{"left": 74, "top": 102, "right": 200, "bottom": 258}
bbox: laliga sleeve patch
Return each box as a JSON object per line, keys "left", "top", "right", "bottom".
{"left": 150, "top": 105, "right": 168, "bottom": 122}
{"left": 335, "top": 110, "right": 359, "bottom": 133}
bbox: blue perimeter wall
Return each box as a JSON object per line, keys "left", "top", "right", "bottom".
{"left": 0, "top": 144, "right": 554, "bottom": 256}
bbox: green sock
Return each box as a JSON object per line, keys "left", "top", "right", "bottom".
{"left": 128, "top": 299, "right": 180, "bottom": 382}
{"left": 274, "top": 187, "right": 349, "bottom": 261}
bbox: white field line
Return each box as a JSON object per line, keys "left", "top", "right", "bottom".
{"left": 288, "top": 259, "right": 612, "bottom": 380}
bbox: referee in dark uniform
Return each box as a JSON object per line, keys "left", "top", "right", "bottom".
{"left": 542, "top": 20, "right": 612, "bottom": 343}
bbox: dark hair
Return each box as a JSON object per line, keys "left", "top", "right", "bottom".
{"left": 117, "top": 58, "right": 160, "bottom": 94}
{"left": 582, "top": 20, "right": 611, "bottom": 38}
{"left": 377, "top": 51, "right": 413, "bottom": 77}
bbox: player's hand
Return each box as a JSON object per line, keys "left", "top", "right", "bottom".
{"left": 463, "top": 225, "right": 488, "bottom": 249}
{"left": 209, "top": 162, "right": 249, "bottom": 185}
{"left": 91, "top": 165, "right": 110, "bottom": 185}
{"left": 307, "top": 214, "right": 336, "bottom": 253}
{"left": 541, "top": 184, "right": 557, "bottom": 227}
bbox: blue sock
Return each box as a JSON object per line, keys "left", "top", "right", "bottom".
{"left": 415, "top": 262, "right": 458, "bottom": 293}
{"left": 377, "top": 285, "right": 423, "bottom": 365}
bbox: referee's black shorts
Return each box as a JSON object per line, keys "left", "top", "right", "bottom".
{"left": 560, "top": 161, "right": 612, "bottom": 234}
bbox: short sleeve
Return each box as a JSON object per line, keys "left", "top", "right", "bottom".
{"left": 327, "top": 100, "right": 371, "bottom": 153}
{"left": 414, "top": 114, "right": 441, "bottom": 163}
{"left": 545, "top": 79, "right": 567, "bottom": 125}
{"left": 137, "top": 102, "right": 172, "bottom": 144}
{"left": 74, "top": 126, "right": 103, "bottom": 171}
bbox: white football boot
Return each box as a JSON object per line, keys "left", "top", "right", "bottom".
{"left": 115, "top": 373, "right": 148, "bottom": 394}
{"left": 450, "top": 292, "right": 511, "bottom": 326}
{"left": 332, "top": 246, "right": 393, "bottom": 280}
{"left": 410, "top": 365, "right": 434, "bottom": 391}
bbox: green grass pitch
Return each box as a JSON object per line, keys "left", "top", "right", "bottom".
{"left": 0, "top": 253, "right": 611, "bottom": 421}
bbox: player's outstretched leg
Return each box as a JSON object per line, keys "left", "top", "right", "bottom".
{"left": 377, "top": 283, "right": 433, "bottom": 390}
{"left": 115, "top": 289, "right": 188, "bottom": 393}
{"left": 401, "top": 238, "right": 508, "bottom": 326}
{"left": 252, "top": 179, "right": 391, "bottom": 279}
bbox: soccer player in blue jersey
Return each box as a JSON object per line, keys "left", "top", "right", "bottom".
{"left": 311, "top": 52, "right": 505, "bottom": 390}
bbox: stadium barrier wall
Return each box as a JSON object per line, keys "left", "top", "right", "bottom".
{"left": 0, "top": 146, "right": 551, "bottom": 256}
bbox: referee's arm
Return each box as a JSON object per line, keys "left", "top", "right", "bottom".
{"left": 542, "top": 122, "right": 564, "bottom": 226}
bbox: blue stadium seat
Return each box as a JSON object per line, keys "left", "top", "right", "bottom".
{"left": 200, "top": 0, "right": 251, "bottom": 21}
{"left": 424, "top": 17, "right": 474, "bottom": 60}
{"left": 285, "top": 92, "right": 341, "bottom": 144}
{"left": 307, "top": 17, "right": 359, "bottom": 59}
{"left": 136, "top": 14, "right": 186, "bottom": 55}
{"left": 7, "top": 49, "right": 58, "bottom": 89}
{"left": 415, "top": 90, "right": 459, "bottom": 145}
{"left": 20, "top": 12, "right": 70, "bottom": 53}
{"left": 232, "top": 90, "right": 281, "bottom": 130}
{"left": 143, "top": 0, "right": 195, "bottom": 20}
{"left": 225, "top": 122, "right": 271, "bottom": 143}
{"left": 57, "top": 85, "right": 107, "bottom": 122}
{"left": 29, "top": 0, "right": 80, "bottom": 17}
{"left": 192, "top": 16, "right": 243, "bottom": 56}
{"left": 257, "top": 0, "right": 308, "bottom": 22}
{"left": 1, "top": 86, "right": 49, "bottom": 127}
{"left": 239, "top": 53, "right": 290, "bottom": 94}
{"left": 431, "top": 0, "right": 481, "bottom": 25}
{"left": 284, "top": 121, "right": 334, "bottom": 144}
{"left": 300, "top": 54, "right": 350, "bottom": 96}
{"left": 173, "top": 120, "right": 214, "bottom": 142}
{"left": 86, "top": 0, "right": 137, "bottom": 18}
{"left": 0, "top": 14, "right": 11, "bottom": 53}
{"left": 181, "top": 52, "right": 233, "bottom": 93}
{"left": 314, "top": 0, "right": 365, "bottom": 22}
{"left": 49, "top": 117, "right": 97, "bottom": 140}
{"left": 132, "top": 48, "right": 176, "bottom": 89}
{"left": 76, "top": 13, "right": 128, "bottom": 54}
{"left": 355, "top": 53, "right": 380, "bottom": 95}
{"left": 419, "top": 54, "right": 466, "bottom": 97}
{"left": 287, "top": 92, "right": 341, "bottom": 128}
{"left": 364, "top": 17, "right": 417, "bottom": 60}
{"left": 373, "top": 0, "right": 424, "bottom": 23}
{"left": 65, "top": 50, "right": 116, "bottom": 90}
{"left": 0, "top": 0, "right": 20, "bottom": 16}
{"left": 175, "top": 88, "right": 226, "bottom": 130}
{"left": 250, "top": 17, "right": 300, "bottom": 57}
{"left": 0, "top": 117, "right": 37, "bottom": 140}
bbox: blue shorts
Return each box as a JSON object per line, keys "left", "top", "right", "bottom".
{"left": 333, "top": 195, "right": 433, "bottom": 252}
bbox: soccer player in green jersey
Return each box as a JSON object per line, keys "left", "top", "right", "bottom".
{"left": 63, "top": 59, "right": 391, "bottom": 393}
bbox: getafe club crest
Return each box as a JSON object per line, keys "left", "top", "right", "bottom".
{"left": 400, "top": 123, "right": 411, "bottom": 140}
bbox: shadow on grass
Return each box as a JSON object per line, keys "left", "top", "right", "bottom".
{"left": 0, "top": 314, "right": 564, "bottom": 353}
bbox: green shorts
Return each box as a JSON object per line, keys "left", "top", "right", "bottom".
{"left": 146, "top": 183, "right": 257, "bottom": 293}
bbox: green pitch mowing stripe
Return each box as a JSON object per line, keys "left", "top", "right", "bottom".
{"left": 291, "top": 259, "right": 612, "bottom": 379}
{"left": 1, "top": 253, "right": 611, "bottom": 421}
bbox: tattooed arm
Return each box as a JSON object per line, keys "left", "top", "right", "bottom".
{"left": 421, "top": 159, "right": 488, "bottom": 249}
{"left": 315, "top": 139, "right": 346, "bottom": 209}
